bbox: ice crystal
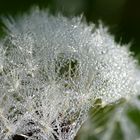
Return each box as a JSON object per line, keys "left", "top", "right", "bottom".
{"left": 0, "top": 7, "right": 140, "bottom": 140}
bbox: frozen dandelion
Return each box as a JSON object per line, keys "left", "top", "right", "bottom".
{"left": 0, "top": 7, "right": 140, "bottom": 140}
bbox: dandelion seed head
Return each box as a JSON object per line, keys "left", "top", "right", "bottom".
{"left": 0, "top": 7, "right": 140, "bottom": 140}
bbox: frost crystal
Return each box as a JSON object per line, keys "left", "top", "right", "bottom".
{"left": 0, "top": 8, "right": 140, "bottom": 140}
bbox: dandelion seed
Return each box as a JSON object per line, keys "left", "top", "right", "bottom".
{"left": 0, "top": 7, "right": 140, "bottom": 140}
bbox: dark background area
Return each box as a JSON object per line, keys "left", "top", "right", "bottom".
{"left": 0, "top": 0, "right": 140, "bottom": 58}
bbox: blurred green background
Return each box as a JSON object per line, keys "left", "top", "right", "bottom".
{"left": 0, "top": 0, "right": 140, "bottom": 140}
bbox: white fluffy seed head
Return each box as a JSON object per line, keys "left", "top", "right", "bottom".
{"left": 0, "top": 7, "right": 140, "bottom": 140}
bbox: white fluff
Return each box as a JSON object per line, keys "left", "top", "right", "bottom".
{"left": 0, "top": 7, "right": 140, "bottom": 140}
